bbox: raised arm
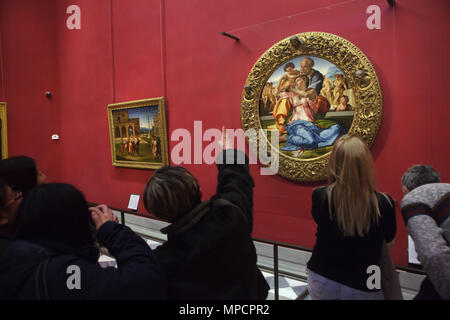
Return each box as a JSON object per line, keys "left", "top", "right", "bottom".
{"left": 215, "top": 149, "right": 255, "bottom": 230}
{"left": 214, "top": 128, "right": 255, "bottom": 230}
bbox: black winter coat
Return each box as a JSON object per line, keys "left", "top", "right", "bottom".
{"left": 0, "top": 222, "right": 167, "bottom": 299}
{"left": 154, "top": 149, "right": 269, "bottom": 299}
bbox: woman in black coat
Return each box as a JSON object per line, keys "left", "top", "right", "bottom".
{"left": 0, "top": 183, "right": 167, "bottom": 299}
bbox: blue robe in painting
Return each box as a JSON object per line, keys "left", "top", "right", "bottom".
{"left": 280, "top": 120, "right": 341, "bottom": 151}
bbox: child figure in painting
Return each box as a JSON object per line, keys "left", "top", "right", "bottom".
{"left": 276, "top": 62, "right": 301, "bottom": 96}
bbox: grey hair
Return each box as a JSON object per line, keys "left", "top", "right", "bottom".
{"left": 401, "top": 165, "right": 441, "bottom": 191}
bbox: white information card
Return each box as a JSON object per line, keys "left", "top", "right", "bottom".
{"left": 128, "top": 194, "right": 140, "bottom": 211}
{"left": 408, "top": 235, "right": 420, "bottom": 265}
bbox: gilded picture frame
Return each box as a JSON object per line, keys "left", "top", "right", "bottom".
{"left": 107, "top": 97, "right": 169, "bottom": 170}
{"left": 241, "top": 32, "right": 383, "bottom": 182}
{"left": 0, "top": 102, "right": 8, "bottom": 160}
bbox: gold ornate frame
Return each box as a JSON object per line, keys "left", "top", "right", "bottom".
{"left": 107, "top": 97, "right": 169, "bottom": 169}
{"left": 241, "top": 32, "right": 382, "bottom": 182}
{"left": 0, "top": 102, "right": 7, "bottom": 160}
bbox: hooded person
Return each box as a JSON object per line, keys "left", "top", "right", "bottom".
{"left": 143, "top": 129, "right": 269, "bottom": 299}
{"left": 0, "top": 183, "right": 166, "bottom": 299}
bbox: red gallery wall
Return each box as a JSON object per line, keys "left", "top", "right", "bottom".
{"left": 0, "top": 0, "right": 449, "bottom": 267}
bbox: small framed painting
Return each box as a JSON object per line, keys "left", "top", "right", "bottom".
{"left": 107, "top": 97, "right": 169, "bottom": 169}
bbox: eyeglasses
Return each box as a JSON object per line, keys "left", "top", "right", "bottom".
{"left": 4, "top": 191, "right": 23, "bottom": 209}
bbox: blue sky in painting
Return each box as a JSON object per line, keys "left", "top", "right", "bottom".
{"left": 127, "top": 105, "right": 159, "bottom": 129}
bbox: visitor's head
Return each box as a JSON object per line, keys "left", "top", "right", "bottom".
{"left": 143, "top": 166, "right": 202, "bottom": 223}
{"left": 401, "top": 165, "right": 440, "bottom": 194}
{"left": 328, "top": 134, "right": 375, "bottom": 189}
{"left": 0, "top": 156, "right": 46, "bottom": 196}
{"left": 327, "top": 134, "right": 379, "bottom": 237}
{"left": 14, "top": 183, "right": 93, "bottom": 248}
{"left": 0, "top": 178, "right": 23, "bottom": 230}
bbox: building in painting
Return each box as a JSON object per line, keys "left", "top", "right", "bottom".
{"left": 113, "top": 110, "right": 140, "bottom": 138}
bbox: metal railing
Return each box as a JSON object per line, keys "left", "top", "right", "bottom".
{"left": 88, "top": 202, "right": 425, "bottom": 300}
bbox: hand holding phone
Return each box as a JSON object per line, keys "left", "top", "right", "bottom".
{"left": 89, "top": 204, "right": 118, "bottom": 230}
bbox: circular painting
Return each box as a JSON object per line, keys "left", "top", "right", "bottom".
{"left": 241, "top": 32, "right": 383, "bottom": 182}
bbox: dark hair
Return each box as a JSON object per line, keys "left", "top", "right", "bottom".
{"left": 401, "top": 165, "right": 441, "bottom": 191}
{"left": 15, "top": 183, "right": 93, "bottom": 248}
{"left": 283, "top": 62, "right": 295, "bottom": 71}
{"left": 143, "top": 166, "right": 202, "bottom": 222}
{"left": 0, "top": 156, "right": 38, "bottom": 195}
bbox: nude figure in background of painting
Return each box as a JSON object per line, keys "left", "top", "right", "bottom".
{"left": 320, "top": 76, "right": 334, "bottom": 106}
{"left": 261, "top": 82, "right": 276, "bottom": 115}
{"left": 333, "top": 74, "right": 348, "bottom": 105}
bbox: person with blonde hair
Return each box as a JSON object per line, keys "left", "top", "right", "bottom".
{"left": 306, "top": 134, "right": 398, "bottom": 299}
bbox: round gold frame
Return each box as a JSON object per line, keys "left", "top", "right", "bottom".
{"left": 241, "top": 32, "right": 383, "bottom": 182}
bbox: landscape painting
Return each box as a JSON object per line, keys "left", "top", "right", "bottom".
{"left": 108, "top": 98, "right": 168, "bottom": 169}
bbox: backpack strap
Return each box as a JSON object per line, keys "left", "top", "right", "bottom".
{"left": 35, "top": 257, "right": 51, "bottom": 300}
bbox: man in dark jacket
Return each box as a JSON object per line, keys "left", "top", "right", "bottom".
{"left": 0, "top": 183, "right": 167, "bottom": 299}
{"left": 143, "top": 132, "right": 269, "bottom": 299}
